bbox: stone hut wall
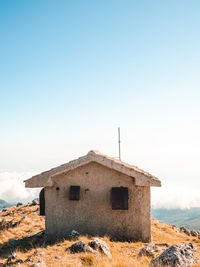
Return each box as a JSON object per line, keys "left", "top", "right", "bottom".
{"left": 44, "top": 162, "right": 151, "bottom": 242}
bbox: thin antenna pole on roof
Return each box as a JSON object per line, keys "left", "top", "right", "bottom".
{"left": 118, "top": 127, "right": 121, "bottom": 160}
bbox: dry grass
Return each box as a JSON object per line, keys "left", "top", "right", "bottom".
{"left": 0, "top": 205, "right": 200, "bottom": 266}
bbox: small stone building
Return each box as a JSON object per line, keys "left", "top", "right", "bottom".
{"left": 24, "top": 150, "right": 161, "bottom": 242}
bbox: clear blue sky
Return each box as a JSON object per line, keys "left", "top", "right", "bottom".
{"left": 0, "top": 1, "right": 200, "bottom": 206}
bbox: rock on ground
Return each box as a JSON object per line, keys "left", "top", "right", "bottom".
{"left": 11, "top": 239, "right": 21, "bottom": 246}
{"left": 30, "top": 260, "right": 46, "bottom": 267}
{"left": 190, "top": 230, "right": 198, "bottom": 237}
{"left": 32, "top": 199, "right": 39, "bottom": 205}
{"left": 68, "top": 230, "right": 80, "bottom": 240}
{"left": 7, "top": 251, "right": 17, "bottom": 264}
{"left": 180, "top": 227, "right": 191, "bottom": 236}
{"left": 55, "top": 256, "right": 61, "bottom": 259}
{"left": 89, "top": 238, "right": 112, "bottom": 258}
{"left": 68, "top": 241, "right": 96, "bottom": 254}
{"left": 139, "top": 244, "right": 159, "bottom": 257}
{"left": 151, "top": 243, "right": 194, "bottom": 267}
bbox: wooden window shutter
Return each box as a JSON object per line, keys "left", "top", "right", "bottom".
{"left": 69, "top": 186, "right": 80, "bottom": 200}
{"left": 39, "top": 188, "right": 45, "bottom": 216}
{"left": 111, "top": 187, "right": 128, "bottom": 210}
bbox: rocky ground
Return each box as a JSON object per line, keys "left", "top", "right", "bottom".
{"left": 1, "top": 202, "right": 200, "bottom": 266}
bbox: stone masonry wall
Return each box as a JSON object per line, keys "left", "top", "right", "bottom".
{"left": 44, "top": 162, "right": 151, "bottom": 242}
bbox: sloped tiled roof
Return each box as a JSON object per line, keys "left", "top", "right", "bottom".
{"left": 24, "top": 150, "right": 161, "bottom": 188}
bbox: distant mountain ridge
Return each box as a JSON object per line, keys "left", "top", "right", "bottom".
{"left": 0, "top": 199, "right": 12, "bottom": 209}
{"left": 152, "top": 207, "right": 200, "bottom": 230}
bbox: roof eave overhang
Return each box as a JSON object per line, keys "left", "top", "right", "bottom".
{"left": 24, "top": 150, "right": 161, "bottom": 188}
{"left": 24, "top": 176, "right": 161, "bottom": 188}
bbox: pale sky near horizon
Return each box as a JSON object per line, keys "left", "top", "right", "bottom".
{"left": 0, "top": 1, "right": 200, "bottom": 207}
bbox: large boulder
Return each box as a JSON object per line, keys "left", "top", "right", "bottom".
{"left": 151, "top": 243, "right": 194, "bottom": 267}
{"left": 89, "top": 238, "right": 112, "bottom": 258}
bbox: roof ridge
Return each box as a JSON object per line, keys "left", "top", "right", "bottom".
{"left": 87, "top": 150, "right": 159, "bottom": 181}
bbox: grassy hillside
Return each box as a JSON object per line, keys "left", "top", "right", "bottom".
{"left": 1, "top": 204, "right": 200, "bottom": 266}
{"left": 152, "top": 208, "right": 200, "bottom": 230}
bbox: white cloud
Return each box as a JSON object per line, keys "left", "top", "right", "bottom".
{"left": 0, "top": 171, "right": 40, "bottom": 203}
{"left": 152, "top": 182, "right": 200, "bottom": 209}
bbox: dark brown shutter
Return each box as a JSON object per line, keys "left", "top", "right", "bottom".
{"left": 39, "top": 188, "right": 45, "bottom": 216}
{"left": 69, "top": 186, "right": 80, "bottom": 200}
{"left": 111, "top": 187, "right": 128, "bottom": 210}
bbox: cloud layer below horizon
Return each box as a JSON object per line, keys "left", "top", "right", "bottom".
{"left": 151, "top": 183, "right": 200, "bottom": 209}
{"left": 0, "top": 171, "right": 200, "bottom": 209}
{"left": 0, "top": 171, "right": 40, "bottom": 203}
